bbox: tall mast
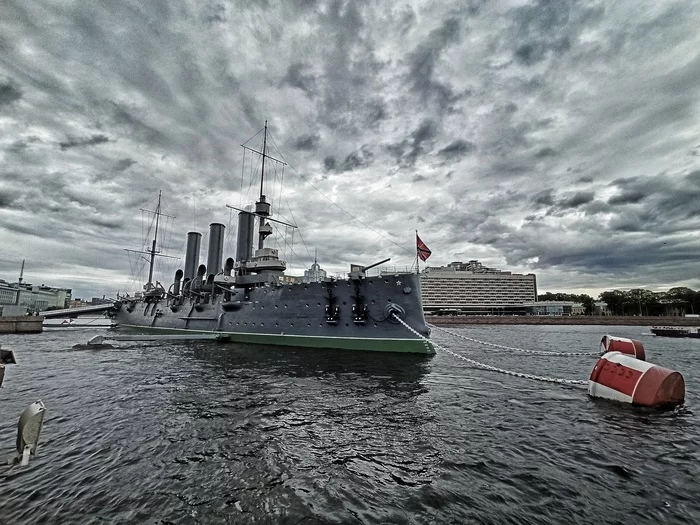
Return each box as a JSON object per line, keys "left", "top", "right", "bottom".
{"left": 239, "top": 121, "right": 286, "bottom": 253}
{"left": 147, "top": 191, "right": 162, "bottom": 288}
{"left": 260, "top": 120, "right": 267, "bottom": 199}
{"left": 255, "top": 121, "right": 273, "bottom": 250}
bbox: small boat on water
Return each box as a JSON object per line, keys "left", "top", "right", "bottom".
{"left": 109, "top": 122, "right": 434, "bottom": 354}
{"left": 650, "top": 326, "right": 700, "bottom": 338}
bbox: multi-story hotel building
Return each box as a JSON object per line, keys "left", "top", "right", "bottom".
{"left": 420, "top": 260, "right": 537, "bottom": 315}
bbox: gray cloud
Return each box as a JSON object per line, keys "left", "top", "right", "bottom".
{"left": 324, "top": 145, "right": 374, "bottom": 172}
{"left": 387, "top": 120, "right": 438, "bottom": 167}
{"left": 1, "top": 0, "right": 700, "bottom": 298}
{"left": 58, "top": 134, "right": 110, "bottom": 150}
{"left": 282, "top": 63, "right": 317, "bottom": 96}
{"left": 406, "top": 17, "right": 463, "bottom": 111}
{"left": 560, "top": 191, "right": 595, "bottom": 209}
{"left": 0, "top": 80, "right": 22, "bottom": 106}
{"left": 292, "top": 133, "right": 320, "bottom": 151}
{"left": 437, "top": 140, "right": 475, "bottom": 161}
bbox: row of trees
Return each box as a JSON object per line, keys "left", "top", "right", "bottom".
{"left": 538, "top": 287, "right": 700, "bottom": 316}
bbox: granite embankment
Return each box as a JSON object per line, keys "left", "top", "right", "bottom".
{"left": 425, "top": 315, "right": 700, "bottom": 327}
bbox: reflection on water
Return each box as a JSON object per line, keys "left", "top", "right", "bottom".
{"left": 0, "top": 325, "right": 699, "bottom": 524}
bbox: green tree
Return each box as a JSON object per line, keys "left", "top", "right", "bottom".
{"left": 581, "top": 295, "right": 595, "bottom": 315}
{"left": 599, "top": 290, "right": 626, "bottom": 315}
{"left": 666, "top": 287, "right": 697, "bottom": 314}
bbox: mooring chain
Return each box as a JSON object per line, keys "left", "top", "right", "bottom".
{"left": 393, "top": 315, "right": 589, "bottom": 387}
{"left": 428, "top": 323, "right": 600, "bottom": 357}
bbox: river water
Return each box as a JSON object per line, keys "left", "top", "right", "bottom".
{"left": 1, "top": 324, "right": 698, "bottom": 524}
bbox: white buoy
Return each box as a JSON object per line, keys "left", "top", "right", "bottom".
{"left": 16, "top": 401, "right": 46, "bottom": 466}
{"left": 589, "top": 352, "right": 684, "bottom": 408}
{"left": 600, "top": 335, "right": 646, "bottom": 361}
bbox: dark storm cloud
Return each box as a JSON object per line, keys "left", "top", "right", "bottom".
{"left": 559, "top": 191, "right": 595, "bottom": 209}
{"left": 0, "top": 80, "right": 22, "bottom": 106}
{"left": 387, "top": 120, "right": 438, "bottom": 167}
{"left": 58, "top": 134, "right": 110, "bottom": 150}
{"left": 532, "top": 189, "right": 555, "bottom": 207}
{"left": 534, "top": 147, "right": 556, "bottom": 158}
{"left": 509, "top": 0, "right": 600, "bottom": 67}
{"left": 324, "top": 145, "right": 374, "bottom": 172}
{"left": 282, "top": 63, "right": 317, "bottom": 96}
{"left": 608, "top": 190, "right": 647, "bottom": 205}
{"left": 406, "top": 17, "right": 463, "bottom": 111}
{"left": 0, "top": 189, "right": 19, "bottom": 208}
{"left": 437, "top": 140, "right": 475, "bottom": 161}
{"left": 292, "top": 133, "right": 320, "bottom": 151}
{"left": 114, "top": 158, "right": 136, "bottom": 172}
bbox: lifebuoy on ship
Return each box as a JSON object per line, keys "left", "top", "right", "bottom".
{"left": 588, "top": 351, "right": 684, "bottom": 408}
{"left": 600, "top": 334, "right": 645, "bottom": 361}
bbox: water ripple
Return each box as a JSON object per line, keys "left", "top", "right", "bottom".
{"left": 1, "top": 325, "right": 699, "bottom": 523}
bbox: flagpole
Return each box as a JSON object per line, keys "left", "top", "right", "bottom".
{"left": 415, "top": 230, "right": 419, "bottom": 274}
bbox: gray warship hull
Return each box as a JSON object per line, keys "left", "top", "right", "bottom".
{"left": 111, "top": 124, "right": 434, "bottom": 353}
{"left": 111, "top": 272, "right": 434, "bottom": 353}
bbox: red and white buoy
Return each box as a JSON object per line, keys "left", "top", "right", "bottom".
{"left": 600, "top": 334, "right": 646, "bottom": 361}
{"left": 588, "top": 351, "right": 685, "bottom": 408}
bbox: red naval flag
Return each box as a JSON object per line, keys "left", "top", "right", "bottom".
{"left": 416, "top": 234, "right": 431, "bottom": 262}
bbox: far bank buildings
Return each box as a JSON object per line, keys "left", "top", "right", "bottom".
{"left": 419, "top": 260, "right": 538, "bottom": 315}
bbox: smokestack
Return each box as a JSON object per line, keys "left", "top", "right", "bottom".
{"left": 184, "top": 232, "right": 202, "bottom": 281}
{"left": 236, "top": 212, "right": 255, "bottom": 263}
{"left": 206, "top": 223, "right": 225, "bottom": 276}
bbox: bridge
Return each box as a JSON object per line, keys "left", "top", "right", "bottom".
{"left": 40, "top": 303, "right": 115, "bottom": 319}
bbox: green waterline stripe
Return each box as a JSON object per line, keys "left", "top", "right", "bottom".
{"left": 119, "top": 324, "right": 435, "bottom": 354}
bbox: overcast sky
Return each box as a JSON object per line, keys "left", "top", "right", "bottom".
{"left": 1, "top": 0, "right": 700, "bottom": 300}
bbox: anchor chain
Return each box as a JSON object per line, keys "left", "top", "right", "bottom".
{"left": 428, "top": 323, "right": 601, "bottom": 357}
{"left": 394, "top": 314, "right": 589, "bottom": 387}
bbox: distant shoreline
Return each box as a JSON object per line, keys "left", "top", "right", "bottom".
{"left": 425, "top": 315, "right": 700, "bottom": 327}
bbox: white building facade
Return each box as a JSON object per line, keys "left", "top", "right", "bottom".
{"left": 0, "top": 280, "right": 71, "bottom": 312}
{"left": 420, "top": 261, "right": 537, "bottom": 315}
